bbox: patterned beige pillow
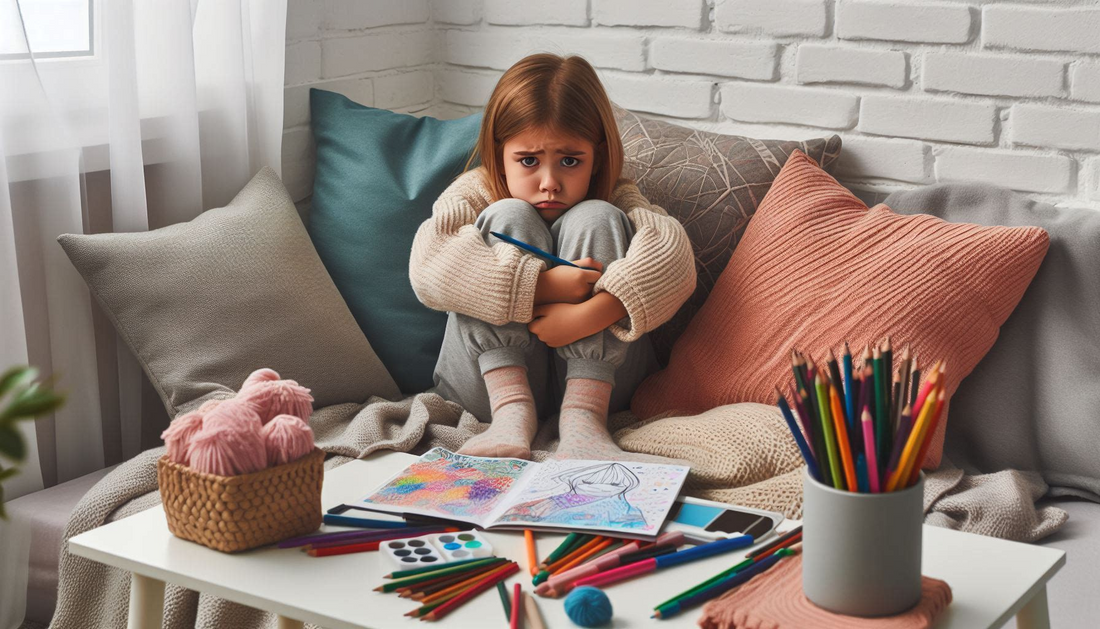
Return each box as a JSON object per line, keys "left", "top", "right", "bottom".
{"left": 614, "top": 105, "right": 842, "bottom": 365}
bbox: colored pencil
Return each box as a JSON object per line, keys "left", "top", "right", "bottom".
{"left": 376, "top": 557, "right": 503, "bottom": 592}
{"left": 496, "top": 581, "right": 511, "bottom": 620}
{"left": 654, "top": 534, "right": 754, "bottom": 569}
{"left": 815, "top": 372, "right": 843, "bottom": 489}
{"left": 405, "top": 562, "right": 516, "bottom": 614}
{"left": 539, "top": 539, "right": 645, "bottom": 597}
{"left": 884, "top": 404, "right": 914, "bottom": 481}
{"left": 524, "top": 590, "right": 546, "bottom": 629}
{"left": 524, "top": 530, "right": 538, "bottom": 576}
{"left": 419, "top": 562, "right": 512, "bottom": 604}
{"left": 555, "top": 537, "right": 614, "bottom": 574}
{"left": 545, "top": 536, "right": 604, "bottom": 574}
{"left": 307, "top": 527, "right": 456, "bottom": 551}
{"left": 905, "top": 387, "right": 948, "bottom": 487}
{"left": 883, "top": 336, "right": 893, "bottom": 411}
{"left": 887, "top": 383, "right": 941, "bottom": 492}
{"left": 654, "top": 550, "right": 791, "bottom": 619}
{"left": 419, "top": 562, "right": 519, "bottom": 621}
{"left": 842, "top": 342, "right": 855, "bottom": 434}
{"left": 856, "top": 453, "right": 869, "bottom": 493}
{"left": 321, "top": 513, "right": 409, "bottom": 529}
{"left": 408, "top": 560, "right": 508, "bottom": 599}
{"left": 280, "top": 524, "right": 454, "bottom": 549}
{"left": 897, "top": 345, "right": 912, "bottom": 425}
{"left": 573, "top": 556, "right": 658, "bottom": 589}
{"left": 791, "top": 349, "right": 810, "bottom": 396}
{"left": 747, "top": 526, "right": 802, "bottom": 559}
{"left": 541, "top": 532, "right": 581, "bottom": 567}
{"left": 910, "top": 361, "right": 921, "bottom": 407}
{"left": 890, "top": 377, "right": 902, "bottom": 432}
{"left": 388, "top": 557, "right": 491, "bottom": 579}
{"left": 912, "top": 361, "right": 942, "bottom": 416}
{"left": 615, "top": 544, "right": 677, "bottom": 565}
{"left": 790, "top": 386, "right": 816, "bottom": 454}
{"left": 873, "top": 346, "right": 888, "bottom": 470}
{"left": 861, "top": 408, "right": 880, "bottom": 493}
{"left": 776, "top": 387, "right": 820, "bottom": 481}
{"left": 510, "top": 583, "right": 522, "bottom": 629}
{"left": 830, "top": 383, "right": 857, "bottom": 492}
{"left": 826, "top": 348, "right": 845, "bottom": 413}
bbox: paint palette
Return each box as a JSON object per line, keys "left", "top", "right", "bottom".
{"left": 381, "top": 531, "right": 494, "bottom": 567}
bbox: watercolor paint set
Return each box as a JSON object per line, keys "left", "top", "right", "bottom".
{"left": 381, "top": 530, "right": 494, "bottom": 567}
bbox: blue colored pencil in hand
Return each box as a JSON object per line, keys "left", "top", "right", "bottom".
{"left": 489, "top": 231, "right": 600, "bottom": 271}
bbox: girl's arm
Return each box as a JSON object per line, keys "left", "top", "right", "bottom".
{"left": 409, "top": 169, "right": 546, "bottom": 324}
{"left": 593, "top": 179, "right": 697, "bottom": 342}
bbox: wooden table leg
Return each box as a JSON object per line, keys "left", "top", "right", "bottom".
{"left": 276, "top": 617, "right": 305, "bottom": 629}
{"left": 127, "top": 572, "right": 165, "bottom": 629}
{"left": 1016, "top": 584, "right": 1051, "bottom": 629}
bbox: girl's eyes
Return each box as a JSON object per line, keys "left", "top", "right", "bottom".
{"left": 518, "top": 156, "right": 581, "bottom": 168}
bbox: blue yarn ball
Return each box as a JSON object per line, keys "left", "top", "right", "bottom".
{"left": 564, "top": 586, "right": 613, "bottom": 627}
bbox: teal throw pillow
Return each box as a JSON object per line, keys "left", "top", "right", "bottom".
{"left": 309, "top": 89, "right": 481, "bottom": 394}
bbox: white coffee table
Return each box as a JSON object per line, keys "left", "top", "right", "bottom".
{"left": 69, "top": 451, "right": 1064, "bottom": 629}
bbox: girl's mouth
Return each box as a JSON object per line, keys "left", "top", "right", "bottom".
{"left": 536, "top": 201, "right": 566, "bottom": 209}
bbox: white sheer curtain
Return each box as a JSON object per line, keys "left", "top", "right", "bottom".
{"left": 0, "top": 0, "right": 288, "bottom": 504}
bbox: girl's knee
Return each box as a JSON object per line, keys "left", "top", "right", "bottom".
{"left": 559, "top": 200, "right": 629, "bottom": 232}
{"left": 478, "top": 198, "right": 540, "bottom": 223}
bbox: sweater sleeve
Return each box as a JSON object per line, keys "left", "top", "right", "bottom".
{"left": 595, "top": 179, "right": 697, "bottom": 343}
{"left": 409, "top": 168, "right": 546, "bottom": 325}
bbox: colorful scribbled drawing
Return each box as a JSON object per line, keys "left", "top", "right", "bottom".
{"left": 495, "top": 462, "right": 648, "bottom": 529}
{"left": 364, "top": 448, "right": 530, "bottom": 518}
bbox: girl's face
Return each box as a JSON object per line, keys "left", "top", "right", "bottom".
{"left": 501, "top": 127, "right": 597, "bottom": 223}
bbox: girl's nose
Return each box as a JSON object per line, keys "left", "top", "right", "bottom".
{"left": 540, "top": 172, "right": 560, "bottom": 193}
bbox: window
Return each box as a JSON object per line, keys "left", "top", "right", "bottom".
{"left": 0, "top": 0, "right": 93, "bottom": 60}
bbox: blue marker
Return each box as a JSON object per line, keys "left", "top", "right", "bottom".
{"left": 321, "top": 514, "right": 409, "bottom": 529}
{"left": 489, "top": 231, "right": 600, "bottom": 271}
{"left": 654, "top": 534, "right": 754, "bottom": 570}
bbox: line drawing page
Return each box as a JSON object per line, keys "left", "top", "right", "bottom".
{"left": 492, "top": 459, "right": 688, "bottom": 536}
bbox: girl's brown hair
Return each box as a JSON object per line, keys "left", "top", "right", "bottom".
{"left": 464, "top": 53, "right": 623, "bottom": 203}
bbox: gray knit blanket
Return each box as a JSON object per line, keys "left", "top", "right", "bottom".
{"left": 46, "top": 394, "right": 1066, "bottom": 629}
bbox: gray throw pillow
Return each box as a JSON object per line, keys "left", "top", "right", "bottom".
{"left": 614, "top": 105, "right": 843, "bottom": 365}
{"left": 59, "top": 167, "right": 401, "bottom": 417}
{"left": 885, "top": 183, "right": 1100, "bottom": 501}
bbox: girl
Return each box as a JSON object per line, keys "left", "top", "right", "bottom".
{"left": 409, "top": 53, "right": 695, "bottom": 461}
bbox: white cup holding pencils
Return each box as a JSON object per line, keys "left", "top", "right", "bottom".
{"left": 801, "top": 468, "right": 924, "bottom": 617}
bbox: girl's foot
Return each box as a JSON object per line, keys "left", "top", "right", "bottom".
{"left": 458, "top": 365, "right": 538, "bottom": 459}
{"left": 552, "top": 378, "right": 678, "bottom": 464}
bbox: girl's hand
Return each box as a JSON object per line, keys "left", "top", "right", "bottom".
{"left": 528, "top": 302, "right": 599, "bottom": 347}
{"left": 528, "top": 293, "right": 628, "bottom": 348}
{"left": 533, "top": 258, "right": 603, "bottom": 305}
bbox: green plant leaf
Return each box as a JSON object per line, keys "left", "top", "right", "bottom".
{"left": 0, "top": 466, "right": 17, "bottom": 481}
{"left": 0, "top": 384, "right": 65, "bottom": 423}
{"left": 0, "top": 366, "right": 37, "bottom": 401}
{"left": 0, "top": 425, "right": 26, "bottom": 461}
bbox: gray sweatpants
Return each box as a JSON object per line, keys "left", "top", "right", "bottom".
{"left": 428, "top": 198, "right": 660, "bottom": 424}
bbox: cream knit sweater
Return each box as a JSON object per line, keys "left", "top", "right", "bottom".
{"left": 409, "top": 167, "right": 696, "bottom": 342}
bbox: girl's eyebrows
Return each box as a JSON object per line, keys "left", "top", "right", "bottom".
{"left": 512, "top": 148, "right": 587, "bottom": 155}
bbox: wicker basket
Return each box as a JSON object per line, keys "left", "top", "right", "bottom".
{"left": 157, "top": 448, "right": 324, "bottom": 553}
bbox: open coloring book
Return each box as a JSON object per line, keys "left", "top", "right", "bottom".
{"left": 356, "top": 448, "right": 690, "bottom": 539}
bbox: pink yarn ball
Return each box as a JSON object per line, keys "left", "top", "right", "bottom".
{"left": 261, "top": 414, "right": 315, "bottom": 467}
{"left": 236, "top": 378, "right": 314, "bottom": 425}
{"left": 243, "top": 368, "right": 281, "bottom": 389}
{"left": 160, "top": 411, "right": 203, "bottom": 466}
{"left": 188, "top": 401, "right": 267, "bottom": 476}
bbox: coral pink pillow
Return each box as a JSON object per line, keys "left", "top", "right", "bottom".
{"left": 631, "top": 151, "right": 1049, "bottom": 469}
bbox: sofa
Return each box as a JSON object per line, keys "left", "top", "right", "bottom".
{"left": 8, "top": 99, "right": 1100, "bottom": 629}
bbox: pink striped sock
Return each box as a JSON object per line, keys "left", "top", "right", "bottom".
{"left": 457, "top": 365, "right": 538, "bottom": 459}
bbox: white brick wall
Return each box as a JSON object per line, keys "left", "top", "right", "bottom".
{"left": 285, "top": 0, "right": 1100, "bottom": 210}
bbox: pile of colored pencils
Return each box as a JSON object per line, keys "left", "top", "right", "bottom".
{"left": 277, "top": 523, "right": 461, "bottom": 556}
{"left": 375, "top": 556, "right": 520, "bottom": 621}
{"left": 652, "top": 526, "right": 802, "bottom": 620}
{"left": 776, "top": 339, "right": 948, "bottom": 493}
{"left": 531, "top": 531, "right": 682, "bottom": 594}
